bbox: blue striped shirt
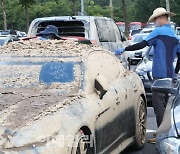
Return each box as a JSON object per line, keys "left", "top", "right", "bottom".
{"left": 145, "top": 24, "right": 180, "bottom": 78}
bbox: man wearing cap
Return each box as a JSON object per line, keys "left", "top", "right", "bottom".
{"left": 116, "top": 7, "right": 180, "bottom": 143}
{"left": 38, "top": 25, "right": 61, "bottom": 40}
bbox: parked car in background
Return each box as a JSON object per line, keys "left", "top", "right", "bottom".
{"left": 141, "top": 27, "right": 155, "bottom": 34}
{"left": 0, "top": 35, "right": 13, "bottom": 46}
{"left": 170, "top": 21, "right": 176, "bottom": 30}
{"left": 176, "top": 27, "right": 180, "bottom": 36}
{"left": 145, "top": 22, "right": 155, "bottom": 28}
{"left": 116, "top": 22, "right": 125, "bottom": 33}
{"left": 0, "top": 30, "right": 20, "bottom": 41}
{"left": 124, "top": 33, "right": 149, "bottom": 66}
{"left": 152, "top": 78, "right": 180, "bottom": 154}
{"left": 128, "top": 29, "right": 142, "bottom": 40}
{"left": 0, "top": 40, "right": 147, "bottom": 154}
{"left": 129, "top": 22, "right": 145, "bottom": 31}
{"left": 28, "top": 16, "right": 126, "bottom": 53}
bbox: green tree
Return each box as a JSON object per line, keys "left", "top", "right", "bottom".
{"left": 19, "top": 0, "right": 36, "bottom": 31}
{"left": 121, "top": 0, "right": 128, "bottom": 36}
{"left": 171, "top": 0, "right": 180, "bottom": 26}
{"left": 1, "top": 0, "right": 7, "bottom": 30}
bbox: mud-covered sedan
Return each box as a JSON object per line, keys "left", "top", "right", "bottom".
{"left": 0, "top": 40, "right": 147, "bottom": 154}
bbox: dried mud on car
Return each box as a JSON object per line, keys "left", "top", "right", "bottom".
{"left": 0, "top": 39, "right": 98, "bottom": 130}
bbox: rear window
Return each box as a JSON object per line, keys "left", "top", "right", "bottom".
{"left": 36, "top": 21, "right": 85, "bottom": 37}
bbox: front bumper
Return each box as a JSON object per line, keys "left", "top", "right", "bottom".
{"left": 1, "top": 143, "right": 68, "bottom": 154}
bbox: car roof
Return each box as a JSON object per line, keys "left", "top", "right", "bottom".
{"left": 142, "top": 28, "right": 155, "bottom": 31}
{"left": 31, "top": 16, "right": 112, "bottom": 23}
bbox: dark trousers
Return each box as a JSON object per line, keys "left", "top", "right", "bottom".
{"left": 152, "top": 78, "right": 168, "bottom": 127}
{"left": 152, "top": 91, "right": 168, "bottom": 127}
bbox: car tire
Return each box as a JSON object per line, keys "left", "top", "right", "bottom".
{"left": 133, "top": 96, "right": 147, "bottom": 149}
{"left": 71, "top": 130, "right": 94, "bottom": 154}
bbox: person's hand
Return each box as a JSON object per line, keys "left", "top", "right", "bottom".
{"left": 115, "top": 48, "right": 125, "bottom": 55}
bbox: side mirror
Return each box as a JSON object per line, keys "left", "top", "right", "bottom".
{"left": 94, "top": 75, "right": 108, "bottom": 99}
{"left": 152, "top": 78, "right": 177, "bottom": 94}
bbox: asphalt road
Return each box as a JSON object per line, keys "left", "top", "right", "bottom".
{"left": 122, "top": 107, "right": 159, "bottom": 154}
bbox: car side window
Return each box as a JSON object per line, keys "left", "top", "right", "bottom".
{"left": 95, "top": 19, "right": 116, "bottom": 42}
{"left": 111, "top": 20, "right": 121, "bottom": 41}
{"left": 87, "top": 51, "right": 122, "bottom": 92}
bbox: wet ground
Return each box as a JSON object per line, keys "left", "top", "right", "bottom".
{"left": 122, "top": 107, "right": 159, "bottom": 154}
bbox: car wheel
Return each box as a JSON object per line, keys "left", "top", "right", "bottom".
{"left": 133, "top": 96, "right": 147, "bottom": 149}
{"left": 72, "top": 130, "right": 94, "bottom": 154}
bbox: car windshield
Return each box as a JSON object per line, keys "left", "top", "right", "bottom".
{"left": 130, "top": 24, "right": 141, "bottom": 30}
{"left": 133, "top": 35, "right": 148, "bottom": 43}
{"left": 131, "top": 29, "right": 142, "bottom": 36}
{"left": 0, "top": 58, "right": 82, "bottom": 95}
{"left": 1, "top": 31, "right": 10, "bottom": 35}
{"left": 0, "top": 39, "right": 6, "bottom": 46}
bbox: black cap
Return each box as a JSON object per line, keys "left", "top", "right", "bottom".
{"left": 39, "top": 25, "right": 61, "bottom": 39}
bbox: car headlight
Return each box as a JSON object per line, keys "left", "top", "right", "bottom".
{"left": 161, "top": 137, "right": 180, "bottom": 154}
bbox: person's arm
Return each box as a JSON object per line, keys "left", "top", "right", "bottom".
{"left": 125, "top": 40, "right": 148, "bottom": 51}
{"left": 115, "top": 29, "right": 159, "bottom": 55}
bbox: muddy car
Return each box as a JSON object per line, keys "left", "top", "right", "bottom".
{"left": 0, "top": 40, "right": 146, "bottom": 154}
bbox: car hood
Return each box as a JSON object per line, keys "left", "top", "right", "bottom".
{"left": 173, "top": 95, "right": 180, "bottom": 136}
{"left": 0, "top": 88, "right": 81, "bottom": 149}
{"left": 0, "top": 88, "right": 79, "bottom": 130}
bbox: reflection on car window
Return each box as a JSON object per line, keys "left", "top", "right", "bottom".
{"left": 133, "top": 35, "right": 148, "bottom": 43}
{"left": 131, "top": 29, "right": 142, "bottom": 36}
{"left": 95, "top": 19, "right": 116, "bottom": 42}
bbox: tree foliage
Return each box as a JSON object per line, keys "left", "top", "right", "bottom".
{"left": 0, "top": 0, "right": 179, "bottom": 31}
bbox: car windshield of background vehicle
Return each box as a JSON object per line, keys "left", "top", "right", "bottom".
{"left": 0, "top": 39, "right": 6, "bottom": 46}
{"left": 130, "top": 24, "right": 141, "bottom": 31}
{"left": 133, "top": 35, "right": 148, "bottom": 43}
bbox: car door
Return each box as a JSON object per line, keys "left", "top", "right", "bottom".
{"left": 87, "top": 51, "right": 134, "bottom": 153}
